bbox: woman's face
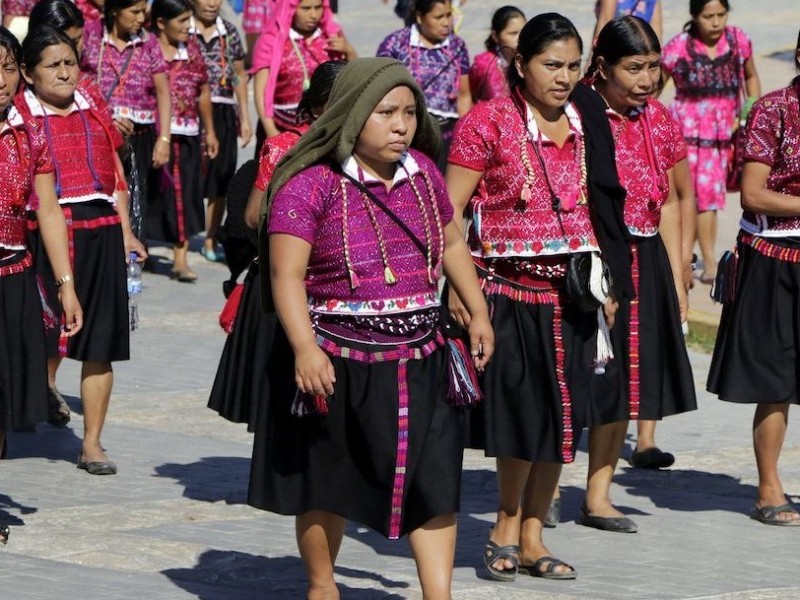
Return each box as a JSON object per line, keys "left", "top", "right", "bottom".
{"left": 598, "top": 52, "right": 662, "bottom": 112}
{"left": 515, "top": 38, "right": 582, "bottom": 113}
{"left": 193, "top": 0, "right": 222, "bottom": 24}
{"left": 159, "top": 10, "right": 192, "bottom": 44}
{"left": 293, "top": 0, "right": 323, "bottom": 36}
{"left": 694, "top": 1, "right": 729, "bottom": 45}
{"left": 113, "top": 0, "right": 147, "bottom": 36}
{"left": 22, "top": 43, "right": 79, "bottom": 109}
{"left": 0, "top": 49, "right": 20, "bottom": 115}
{"left": 416, "top": 1, "right": 451, "bottom": 44}
{"left": 493, "top": 15, "right": 525, "bottom": 53}
{"left": 64, "top": 25, "right": 84, "bottom": 56}
{"left": 354, "top": 85, "right": 418, "bottom": 169}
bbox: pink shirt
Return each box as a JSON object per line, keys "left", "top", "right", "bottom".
{"left": 254, "top": 131, "right": 301, "bottom": 191}
{"left": 607, "top": 100, "right": 686, "bottom": 237}
{"left": 269, "top": 150, "right": 453, "bottom": 315}
{"left": 166, "top": 41, "right": 209, "bottom": 136}
{"left": 469, "top": 51, "right": 510, "bottom": 103}
{"left": 449, "top": 95, "right": 598, "bottom": 258}
{"left": 0, "top": 107, "right": 54, "bottom": 250}
{"left": 81, "top": 22, "right": 169, "bottom": 125}
{"left": 739, "top": 81, "right": 800, "bottom": 238}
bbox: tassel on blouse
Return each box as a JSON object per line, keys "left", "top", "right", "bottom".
{"left": 445, "top": 337, "right": 484, "bottom": 406}
{"left": 593, "top": 306, "right": 614, "bottom": 375}
{"left": 384, "top": 266, "right": 397, "bottom": 285}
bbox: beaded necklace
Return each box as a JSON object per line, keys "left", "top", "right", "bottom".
{"left": 339, "top": 163, "right": 444, "bottom": 290}
{"left": 515, "top": 101, "right": 587, "bottom": 213}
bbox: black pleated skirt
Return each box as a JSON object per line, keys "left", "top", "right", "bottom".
{"left": 0, "top": 252, "right": 48, "bottom": 432}
{"left": 204, "top": 103, "right": 239, "bottom": 199}
{"left": 208, "top": 261, "right": 282, "bottom": 431}
{"left": 469, "top": 274, "right": 596, "bottom": 464}
{"left": 31, "top": 202, "right": 129, "bottom": 363}
{"left": 708, "top": 237, "right": 800, "bottom": 404}
{"left": 589, "top": 234, "right": 697, "bottom": 425}
{"left": 146, "top": 134, "right": 203, "bottom": 244}
{"left": 248, "top": 332, "right": 465, "bottom": 540}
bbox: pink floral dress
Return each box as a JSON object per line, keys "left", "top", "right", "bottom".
{"left": 662, "top": 26, "right": 752, "bottom": 212}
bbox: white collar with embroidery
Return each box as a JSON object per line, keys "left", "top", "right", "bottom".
{"left": 341, "top": 152, "right": 420, "bottom": 187}
{"left": 409, "top": 24, "right": 450, "bottom": 49}
{"left": 188, "top": 15, "right": 226, "bottom": 40}
{"left": 170, "top": 42, "right": 190, "bottom": 61}
{"left": 102, "top": 30, "right": 144, "bottom": 48}
{"left": 1, "top": 105, "right": 24, "bottom": 132}
{"left": 289, "top": 27, "right": 322, "bottom": 41}
{"left": 23, "top": 87, "right": 91, "bottom": 117}
{"left": 525, "top": 100, "right": 583, "bottom": 141}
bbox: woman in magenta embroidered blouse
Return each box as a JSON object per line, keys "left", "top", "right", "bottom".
{"left": 81, "top": 0, "right": 172, "bottom": 235}
{"left": 579, "top": 16, "right": 697, "bottom": 536}
{"left": 707, "top": 30, "right": 800, "bottom": 526}
{"left": 248, "top": 58, "right": 493, "bottom": 599}
{"left": 469, "top": 6, "right": 525, "bottom": 104}
{"left": 250, "top": 0, "right": 355, "bottom": 149}
{"left": 661, "top": 0, "right": 761, "bottom": 284}
{"left": 447, "top": 13, "right": 631, "bottom": 581}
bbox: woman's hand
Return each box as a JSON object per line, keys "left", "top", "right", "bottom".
{"left": 467, "top": 313, "right": 494, "bottom": 371}
{"left": 603, "top": 296, "right": 619, "bottom": 329}
{"left": 205, "top": 131, "right": 220, "bottom": 160}
{"left": 123, "top": 231, "right": 148, "bottom": 261}
{"left": 113, "top": 117, "right": 135, "bottom": 138}
{"left": 152, "top": 137, "right": 170, "bottom": 168}
{"left": 239, "top": 117, "right": 253, "bottom": 147}
{"left": 448, "top": 287, "right": 471, "bottom": 328}
{"left": 58, "top": 283, "right": 83, "bottom": 337}
{"left": 676, "top": 280, "right": 688, "bottom": 323}
{"left": 294, "top": 342, "right": 336, "bottom": 397}
{"left": 327, "top": 34, "right": 357, "bottom": 60}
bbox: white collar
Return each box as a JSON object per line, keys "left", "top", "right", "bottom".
{"left": 1, "top": 105, "right": 24, "bottom": 132}
{"left": 102, "top": 30, "right": 144, "bottom": 48}
{"left": 409, "top": 24, "right": 450, "bottom": 49}
{"left": 525, "top": 101, "right": 583, "bottom": 141}
{"left": 170, "top": 42, "right": 189, "bottom": 61}
{"left": 289, "top": 27, "right": 322, "bottom": 41}
{"left": 341, "top": 152, "right": 420, "bottom": 187}
{"left": 23, "top": 87, "right": 91, "bottom": 117}
{"left": 189, "top": 15, "right": 226, "bottom": 40}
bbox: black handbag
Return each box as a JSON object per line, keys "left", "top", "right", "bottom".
{"left": 565, "top": 249, "right": 612, "bottom": 313}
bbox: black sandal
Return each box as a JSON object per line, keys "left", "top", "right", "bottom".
{"left": 519, "top": 556, "right": 577, "bottom": 580}
{"left": 483, "top": 540, "right": 520, "bottom": 581}
{"left": 1, "top": 525, "right": 9, "bottom": 545}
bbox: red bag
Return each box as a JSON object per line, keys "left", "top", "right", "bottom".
{"left": 218, "top": 283, "right": 244, "bottom": 334}
{"left": 726, "top": 123, "right": 746, "bottom": 193}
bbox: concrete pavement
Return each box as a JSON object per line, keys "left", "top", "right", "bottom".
{"left": 3, "top": 1, "right": 800, "bottom": 598}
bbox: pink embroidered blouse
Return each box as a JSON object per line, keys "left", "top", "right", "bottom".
{"left": 469, "top": 51, "right": 510, "bottom": 103}
{"left": 739, "top": 81, "right": 800, "bottom": 237}
{"left": 448, "top": 96, "right": 598, "bottom": 258}
{"left": 607, "top": 100, "right": 686, "bottom": 237}
{"left": 268, "top": 150, "right": 453, "bottom": 315}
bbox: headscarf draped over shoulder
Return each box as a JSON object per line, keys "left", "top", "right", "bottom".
{"left": 258, "top": 57, "right": 441, "bottom": 310}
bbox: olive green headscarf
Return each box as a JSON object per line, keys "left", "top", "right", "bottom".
{"left": 258, "top": 57, "right": 441, "bottom": 309}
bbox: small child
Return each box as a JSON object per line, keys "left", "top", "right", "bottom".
{"left": 148, "top": 0, "right": 219, "bottom": 282}
{"left": 190, "top": 0, "right": 252, "bottom": 263}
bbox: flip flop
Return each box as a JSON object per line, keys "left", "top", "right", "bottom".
{"left": 170, "top": 268, "right": 198, "bottom": 283}
{"left": 750, "top": 503, "right": 800, "bottom": 526}
{"left": 483, "top": 540, "right": 520, "bottom": 581}
{"left": 630, "top": 447, "right": 675, "bottom": 469}
{"left": 519, "top": 556, "right": 578, "bottom": 580}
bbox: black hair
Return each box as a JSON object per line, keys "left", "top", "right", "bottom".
{"left": 586, "top": 15, "right": 661, "bottom": 79}
{"left": 296, "top": 60, "right": 346, "bottom": 124}
{"left": 404, "top": 0, "right": 449, "bottom": 28}
{"left": 485, "top": 5, "right": 525, "bottom": 52}
{"left": 684, "top": 0, "right": 730, "bottom": 36}
{"left": 507, "top": 13, "right": 582, "bottom": 90}
{"left": 29, "top": 0, "right": 85, "bottom": 32}
{"left": 103, "top": 0, "right": 143, "bottom": 31}
{"left": 0, "top": 25, "right": 22, "bottom": 67}
{"left": 21, "top": 24, "right": 79, "bottom": 70}
{"left": 793, "top": 28, "right": 800, "bottom": 85}
{"left": 150, "top": 0, "right": 192, "bottom": 29}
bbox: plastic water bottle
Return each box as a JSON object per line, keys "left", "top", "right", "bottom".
{"left": 127, "top": 252, "right": 142, "bottom": 331}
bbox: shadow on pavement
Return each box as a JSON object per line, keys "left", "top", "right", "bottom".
{"left": 153, "top": 457, "right": 250, "bottom": 505}
{"left": 0, "top": 493, "right": 37, "bottom": 528}
{"left": 5, "top": 423, "right": 83, "bottom": 463}
{"left": 162, "top": 550, "right": 408, "bottom": 599}
{"left": 613, "top": 466, "right": 757, "bottom": 514}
